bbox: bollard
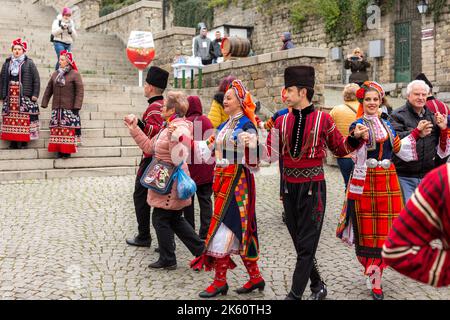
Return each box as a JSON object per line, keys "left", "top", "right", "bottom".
{"left": 174, "top": 76, "right": 178, "bottom": 89}
{"left": 198, "top": 69, "right": 203, "bottom": 89}
{"left": 182, "top": 70, "right": 186, "bottom": 89}
{"left": 191, "top": 69, "right": 194, "bottom": 89}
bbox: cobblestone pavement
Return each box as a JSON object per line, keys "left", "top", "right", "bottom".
{"left": 0, "top": 165, "right": 449, "bottom": 300}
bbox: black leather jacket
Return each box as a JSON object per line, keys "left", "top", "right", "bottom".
{"left": 391, "top": 102, "right": 442, "bottom": 178}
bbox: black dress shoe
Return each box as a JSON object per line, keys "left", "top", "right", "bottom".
{"left": 199, "top": 283, "right": 229, "bottom": 298}
{"left": 235, "top": 280, "right": 265, "bottom": 294}
{"left": 126, "top": 237, "right": 151, "bottom": 247}
{"left": 61, "top": 153, "right": 71, "bottom": 158}
{"left": 309, "top": 282, "right": 327, "bottom": 300}
{"left": 371, "top": 289, "right": 384, "bottom": 300}
{"left": 148, "top": 260, "right": 177, "bottom": 270}
{"left": 19, "top": 142, "right": 28, "bottom": 149}
{"left": 284, "top": 291, "right": 301, "bottom": 300}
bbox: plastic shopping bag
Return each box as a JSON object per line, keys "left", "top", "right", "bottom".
{"left": 176, "top": 167, "right": 197, "bottom": 200}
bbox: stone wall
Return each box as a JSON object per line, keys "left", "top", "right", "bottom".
{"left": 152, "top": 27, "right": 196, "bottom": 72}
{"left": 212, "top": 0, "right": 450, "bottom": 92}
{"left": 213, "top": 0, "right": 396, "bottom": 84}
{"left": 33, "top": 0, "right": 101, "bottom": 29}
{"left": 85, "top": 1, "right": 163, "bottom": 45}
{"left": 434, "top": 3, "right": 450, "bottom": 93}
{"left": 199, "top": 47, "right": 327, "bottom": 118}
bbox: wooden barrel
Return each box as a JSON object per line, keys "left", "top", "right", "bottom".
{"left": 221, "top": 37, "right": 251, "bottom": 59}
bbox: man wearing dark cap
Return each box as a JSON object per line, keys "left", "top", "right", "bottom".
{"left": 126, "top": 66, "right": 169, "bottom": 248}
{"left": 415, "top": 73, "right": 449, "bottom": 116}
{"left": 262, "top": 65, "right": 367, "bottom": 300}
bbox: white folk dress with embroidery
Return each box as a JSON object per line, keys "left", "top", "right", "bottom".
{"left": 348, "top": 115, "right": 420, "bottom": 197}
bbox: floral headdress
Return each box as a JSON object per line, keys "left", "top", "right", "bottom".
{"left": 355, "top": 81, "right": 385, "bottom": 118}
{"left": 11, "top": 38, "right": 28, "bottom": 52}
{"left": 229, "top": 79, "right": 257, "bottom": 126}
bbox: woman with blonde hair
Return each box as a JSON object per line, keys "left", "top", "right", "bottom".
{"left": 345, "top": 47, "right": 371, "bottom": 86}
{"left": 124, "top": 91, "right": 204, "bottom": 270}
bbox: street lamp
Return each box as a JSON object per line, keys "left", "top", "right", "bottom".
{"left": 417, "top": 0, "right": 428, "bottom": 14}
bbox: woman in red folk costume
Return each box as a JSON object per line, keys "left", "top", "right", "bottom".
{"left": 336, "top": 81, "right": 449, "bottom": 300}
{"left": 0, "top": 38, "right": 40, "bottom": 149}
{"left": 191, "top": 80, "right": 265, "bottom": 298}
{"left": 41, "top": 50, "right": 84, "bottom": 158}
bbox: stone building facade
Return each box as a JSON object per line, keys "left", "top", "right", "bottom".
{"left": 213, "top": 0, "right": 450, "bottom": 98}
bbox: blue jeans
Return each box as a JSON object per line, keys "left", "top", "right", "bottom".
{"left": 398, "top": 176, "right": 422, "bottom": 204}
{"left": 54, "top": 42, "right": 71, "bottom": 70}
{"left": 337, "top": 158, "right": 354, "bottom": 190}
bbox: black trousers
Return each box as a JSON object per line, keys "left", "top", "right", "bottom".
{"left": 283, "top": 180, "right": 326, "bottom": 298}
{"left": 133, "top": 157, "right": 153, "bottom": 240}
{"left": 152, "top": 208, "right": 205, "bottom": 265}
{"left": 183, "top": 183, "right": 213, "bottom": 240}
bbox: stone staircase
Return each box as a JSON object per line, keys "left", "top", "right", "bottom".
{"left": 0, "top": 0, "right": 157, "bottom": 180}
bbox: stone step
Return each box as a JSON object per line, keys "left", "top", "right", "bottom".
{"left": 0, "top": 166, "right": 138, "bottom": 181}
{"left": 0, "top": 155, "right": 140, "bottom": 171}
{"left": 53, "top": 156, "right": 140, "bottom": 169}
{"left": 0, "top": 146, "right": 141, "bottom": 160}
{"left": 0, "top": 136, "right": 138, "bottom": 149}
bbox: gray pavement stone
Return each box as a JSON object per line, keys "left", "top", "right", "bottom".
{"left": 0, "top": 165, "right": 449, "bottom": 300}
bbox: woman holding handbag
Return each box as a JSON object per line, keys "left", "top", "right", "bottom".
{"left": 0, "top": 38, "right": 40, "bottom": 149}
{"left": 124, "top": 91, "right": 204, "bottom": 270}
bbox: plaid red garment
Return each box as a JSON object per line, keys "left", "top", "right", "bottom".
{"left": 353, "top": 164, "right": 403, "bottom": 273}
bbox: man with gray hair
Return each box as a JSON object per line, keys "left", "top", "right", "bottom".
{"left": 390, "top": 80, "right": 449, "bottom": 202}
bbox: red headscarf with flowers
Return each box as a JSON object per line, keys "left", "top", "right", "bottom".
{"left": 229, "top": 79, "right": 257, "bottom": 126}
{"left": 355, "top": 80, "right": 385, "bottom": 118}
{"left": 11, "top": 38, "right": 28, "bottom": 52}
{"left": 60, "top": 50, "right": 78, "bottom": 72}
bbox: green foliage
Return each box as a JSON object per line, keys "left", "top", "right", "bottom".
{"left": 170, "top": 0, "right": 214, "bottom": 29}
{"left": 430, "top": 0, "right": 447, "bottom": 22}
{"left": 100, "top": 0, "right": 139, "bottom": 17}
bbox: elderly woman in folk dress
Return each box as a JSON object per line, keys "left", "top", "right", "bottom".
{"left": 0, "top": 38, "right": 40, "bottom": 149}
{"left": 41, "top": 51, "right": 84, "bottom": 158}
{"left": 190, "top": 79, "right": 265, "bottom": 298}
{"left": 336, "top": 81, "right": 450, "bottom": 300}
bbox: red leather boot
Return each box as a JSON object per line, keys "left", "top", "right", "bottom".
{"left": 199, "top": 256, "right": 230, "bottom": 298}
{"left": 235, "top": 258, "right": 265, "bottom": 294}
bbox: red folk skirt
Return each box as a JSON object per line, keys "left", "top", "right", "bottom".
{"left": 350, "top": 164, "right": 404, "bottom": 275}
{"left": 1, "top": 82, "right": 39, "bottom": 142}
{"left": 47, "top": 108, "right": 81, "bottom": 154}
